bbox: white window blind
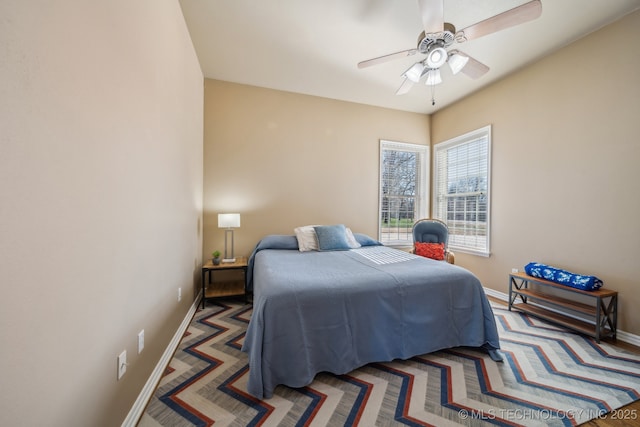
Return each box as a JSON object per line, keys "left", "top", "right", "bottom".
{"left": 379, "top": 140, "right": 428, "bottom": 246}
{"left": 433, "top": 126, "right": 491, "bottom": 256}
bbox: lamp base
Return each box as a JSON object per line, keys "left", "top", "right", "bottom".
{"left": 222, "top": 258, "right": 236, "bottom": 263}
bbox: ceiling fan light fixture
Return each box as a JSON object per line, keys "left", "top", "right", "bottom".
{"left": 448, "top": 52, "right": 469, "bottom": 75}
{"left": 425, "top": 69, "right": 442, "bottom": 86}
{"left": 425, "top": 46, "right": 447, "bottom": 69}
{"left": 402, "top": 62, "right": 426, "bottom": 83}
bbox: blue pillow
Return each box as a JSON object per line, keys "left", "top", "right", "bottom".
{"left": 314, "top": 224, "right": 352, "bottom": 251}
{"left": 353, "top": 233, "right": 383, "bottom": 247}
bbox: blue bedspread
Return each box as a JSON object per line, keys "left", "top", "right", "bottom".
{"left": 241, "top": 236, "right": 500, "bottom": 399}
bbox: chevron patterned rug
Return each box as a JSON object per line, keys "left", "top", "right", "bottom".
{"left": 138, "top": 302, "right": 640, "bottom": 427}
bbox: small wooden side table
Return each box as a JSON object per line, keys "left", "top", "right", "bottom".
{"left": 201, "top": 256, "right": 248, "bottom": 309}
{"left": 509, "top": 272, "right": 617, "bottom": 342}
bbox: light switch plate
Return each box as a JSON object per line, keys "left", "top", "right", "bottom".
{"left": 117, "top": 350, "right": 127, "bottom": 380}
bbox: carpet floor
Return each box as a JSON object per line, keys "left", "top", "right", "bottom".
{"left": 138, "top": 301, "right": 640, "bottom": 426}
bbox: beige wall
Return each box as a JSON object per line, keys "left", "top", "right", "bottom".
{"left": 432, "top": 10, "right": 640, "bottom": 335}
{"left": 203, "top": 80, "right": 430, "bottom": 259}
{"left": 2, "top": 3, "right": 634, "bottom": 424}
{"left": 0, "top": 1, "right": 203, "bottom": 426}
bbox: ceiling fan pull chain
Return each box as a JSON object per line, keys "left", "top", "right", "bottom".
{"left": 430, "top": 84, "right": 436, "bottom": 106}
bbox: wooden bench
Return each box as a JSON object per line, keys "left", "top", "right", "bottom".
{"left": 508, "top": 272, "right": 617, "bottom": 342}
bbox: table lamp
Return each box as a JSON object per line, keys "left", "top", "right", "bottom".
{"left": 218, "top": 213, "right": 240, "bottom": 263}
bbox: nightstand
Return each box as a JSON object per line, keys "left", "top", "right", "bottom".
{"left": 201, "top": 256, "right": 248, "bottom": 309}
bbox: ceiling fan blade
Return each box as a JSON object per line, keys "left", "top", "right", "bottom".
{"left": 396, "top": 78, "right": 415, "bottom": 95}
{"left": 417, "top": 0, "right": 444, "bottom": 34}
{"left": 357, "top": 48, "right": 417, "bottom": 69}
{"left": 456, "top": 0, "right": 542, "bottom": 42}
{"left": 455, "top": 51, "right": 490, "bottom": 79}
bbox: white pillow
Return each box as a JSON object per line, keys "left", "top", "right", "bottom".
{"left": 294, "top": 225, "right": 361, "bottom": 251}
{"left": 294, "top": 225, "right": 319, "bottom": 252}
{"left": 345, "top": 227, "right": 361, "bottom": 249}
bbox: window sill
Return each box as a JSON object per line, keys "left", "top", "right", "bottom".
{"left": 450, "top": 247, "right": 491, "bottom": 257}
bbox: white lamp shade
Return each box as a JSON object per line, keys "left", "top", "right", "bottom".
{"left": 425, "top": 69, "right": 442, "bottom": 86}
{"left": 448, "top": 52, "right": 469, "bottom": 75}
{"left": 218, "top": 213, "right": 241, "bottom": 228}
{"left": 426, "top": 46, "right": 447, "bottom": 69}
{"left": 402, "top": 62, "right": 425, "bottom": 83}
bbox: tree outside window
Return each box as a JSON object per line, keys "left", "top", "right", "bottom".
{"left": 379, "top": 140, "right": 428, "bottom": 246}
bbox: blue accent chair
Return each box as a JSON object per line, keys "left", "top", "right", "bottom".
{"left": 412, "top": 219, "right": 455, "bottom": 264}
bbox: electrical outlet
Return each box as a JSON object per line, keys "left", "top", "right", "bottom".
{"left": 511, "top": 268, "right": 519, "bottom": 273}
{"left": 178, "top": 287, "right": 182, "bottom": 302}
{"left": 138, "top": 330, "right": 144, "bottom": 354}
{"left": 117, "top": 350, "right": 127, "bottom": 380}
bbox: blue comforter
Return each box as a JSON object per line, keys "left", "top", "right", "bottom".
{"left": 241, "top": 235, "right": 501, "bottom": 399}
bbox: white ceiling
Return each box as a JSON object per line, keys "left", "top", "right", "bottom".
{"left": 179, "top": 0, "right": 639, "bottom": 114}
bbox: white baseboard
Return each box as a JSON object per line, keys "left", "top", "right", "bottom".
{"left": 483, "top": 287, "right": 640, "bottom": 347}
{"left": 121, "top": 291, "right": 202, "bottom": 427}
{"left": 483, "top": 287, "right": 509, "bottom": 302}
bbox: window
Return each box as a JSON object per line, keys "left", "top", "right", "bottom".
{"left": 433, "top": 126, "right": 491, "bottom": 256}
{"left": 379, "top": 140, "right": 428, "bottom": 246}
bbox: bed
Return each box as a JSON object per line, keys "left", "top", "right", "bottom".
{"left": 241, "top": 233, "right": 501, "bottom": 399}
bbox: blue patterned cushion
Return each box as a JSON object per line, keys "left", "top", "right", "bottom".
{"left": 314, "top": 224, "right": 351, "bottom": 251}
{"left": 524, "top": 262, "right": 603, "bottom": 291}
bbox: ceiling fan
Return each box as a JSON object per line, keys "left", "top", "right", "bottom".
{"left": 357, "top": 0, "right": 542, "bottom": 103}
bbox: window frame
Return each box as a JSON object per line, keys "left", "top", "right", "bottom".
{"left": 432, "top": 125, "right": 492, "bottom": 257}
{"left": 378, "top": 140, "right": 429, "bottom": 247}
